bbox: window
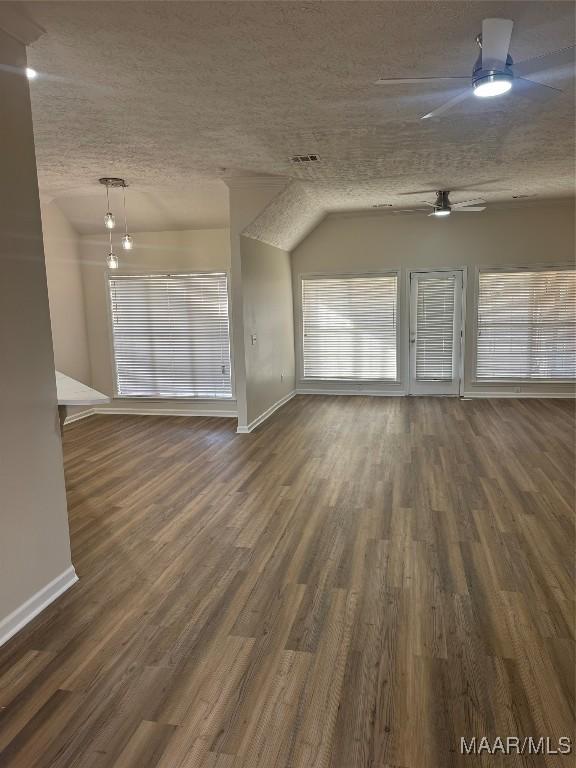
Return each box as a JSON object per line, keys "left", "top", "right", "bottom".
{"left": 476, "top": 267, "right": 576, "bottom": 380}
{"left": 301, "top": 273, "right": 398, "bottom": 380}
{"left": 109, "top": 272, "right": 232, "bottom": 398}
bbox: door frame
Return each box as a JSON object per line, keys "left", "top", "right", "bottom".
{"left": 405, "top": 266, "right": 467, "bottom": 396}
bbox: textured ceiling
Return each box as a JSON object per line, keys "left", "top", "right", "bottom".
{"left": 45, "top": 183, "right": 229, "bottom": 235}
{"left": 22, "top": 1, "right": 575, "bottom": 247}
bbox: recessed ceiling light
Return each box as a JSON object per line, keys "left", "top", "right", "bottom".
{"left": 25, "top": 67, "right": 37, "bottom": 80}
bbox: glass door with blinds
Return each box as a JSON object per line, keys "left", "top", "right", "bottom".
{"left": 409, "top": 270, "right": 464, "bottom": 395}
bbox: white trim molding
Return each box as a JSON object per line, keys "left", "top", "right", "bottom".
{"left": 462, "top": 391, "right": 575, "bottom": 399}
{"left": 296, "top": 387, "right": 405, "bottom": 397}
{"left": 0, "top": 566, "right": 78, "bottom": 648}
{"left": 64, "top": 405, "right": 238, "bottom": 425}
{"left": 297, "top": 388, "right": 574, "bottom": 399}
{"left": 64, "top": 408, "right": 96, "bottom": 425}
{"left": 237, "top": 390, "right": 296, "bottom": 433}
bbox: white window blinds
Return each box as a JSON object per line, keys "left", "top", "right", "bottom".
{"left": 476, "top": 268, "right": 576, "bottom": 380}
{"left": 109, "top": 273, "right": 232, "bottom": 398}
{"left": 415, "top": 275, "right": 456, "bottom": 382}
{"left": 301, "top": 274, "right": 398, "bottom": 380}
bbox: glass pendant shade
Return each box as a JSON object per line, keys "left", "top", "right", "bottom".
{"left": 107, "top": 251, "right": 119, "bottom": 269}
{"left": 104, "top": 212, "right": 115, "bottom": 229}
{"left": 122, "top": 234, "right": 134, "bottom": 250}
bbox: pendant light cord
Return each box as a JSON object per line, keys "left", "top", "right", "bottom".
{"left": 106, "top": 183, "right": 113, "bottom": 252}
{"left": 123, "top": 186, "right": 128, "bottom": 235}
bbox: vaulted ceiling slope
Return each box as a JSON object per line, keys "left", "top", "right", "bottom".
{"left": 23, "top": 1, "right": 575, "bottom": 249}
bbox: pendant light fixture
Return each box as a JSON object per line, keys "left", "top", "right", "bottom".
{"left": 99, "top": 177, "right": 134, "bottom": 267}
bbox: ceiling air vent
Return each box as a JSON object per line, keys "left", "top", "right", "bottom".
{"left": 372, "top": 203, "right": 393, "bottom": 208}
{"left": 290, "top": 154, "right": 320, "bottom": 163}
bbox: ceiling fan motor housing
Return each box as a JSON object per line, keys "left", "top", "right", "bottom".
{"left": 472, "top": 49, "right": 514, "bottom": 92}
{"left": 435, "top": 190, "right": 451, "bottom": 212}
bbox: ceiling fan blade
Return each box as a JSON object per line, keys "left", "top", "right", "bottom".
{"left": 514, "top": 45, "right": 575, "bottom": 79}
{"left": 421, "top": 89, "right": 472, "bottom": 119}
{"left": 451, "top": 198, "right": 486, "bottom": 208}
{"left": 481, "top": 18, "right": 514, "bottom": 70}
{"left": 515, "top": 76, "right": 563, "bottom": 94}
{"left": 420, "top": 201, "right": 437, "bottom": 207}
{"left": 454, "top": 206, "right": 486, "bottom": 212}
{"left": 398, "top": 180, "right": 509, "bottom": 195}
{"left": 393, "top": 209, "right": 428, "bottom": 214}
{"left": 375, "top": 77, "right": 468, "bottom": 85}
{"left": 455, "top": 187, "right": 512, "bottom": 192}
{"left": 398, "top": 189, "right": 439, "bottom": 196}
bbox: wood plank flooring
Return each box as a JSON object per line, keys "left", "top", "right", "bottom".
{"left": 0, "top": 395, "right": 574, "bottom": 767}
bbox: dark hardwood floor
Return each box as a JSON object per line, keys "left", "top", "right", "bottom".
{"left": 0, "top": 396, "right": 574, "bottom": 767}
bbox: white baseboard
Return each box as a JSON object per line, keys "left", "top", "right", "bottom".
{"left": 296, "top": 388, "right": 573, "bottom": 400}
{"left": 296, "top": 388, "right": 406, "bottom": 397}
{"left": 237, "top": 390, "right": 296, "bottom": 434}
{"left": 64, "top": 404, "right": 237, "bottom": 425}
{"left": 65, "top": 406, "right": 237, "bottom": 423}
{"left": 64, "top": 408, "right": 96, "bottom": 425}
{"left": 462, "top": 391, "right": 575, "bottom": 399}
{"left": 0, "top": 565, "right": 78, "bottom": 648}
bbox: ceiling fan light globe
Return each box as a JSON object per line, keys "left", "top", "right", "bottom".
{"left": 473, "top": 73, "right": 513, "bottom": 98}
{"left": 433, "top": 209, "right": 451, "bottom": 217}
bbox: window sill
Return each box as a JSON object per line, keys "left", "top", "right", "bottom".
{"left": 113, "top": 395, "right": 236, "bottom": 402}
{"left": 300, "top": 378, "right": 401, "bottom": 385}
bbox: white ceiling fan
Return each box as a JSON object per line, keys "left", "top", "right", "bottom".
{"left": 394, "top": 190, "right": 486, "bottom": 217}
{"left": 375, "top": 18, "right": 575, "bottom": 119}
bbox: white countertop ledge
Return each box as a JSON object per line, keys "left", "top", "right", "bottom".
{"left": 56, "top": 371, "right": 110, "bottom": 406}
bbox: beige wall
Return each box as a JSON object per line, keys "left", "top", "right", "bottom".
{"left": 79, "top": 228, "right": 237, "bottom": 415}
{"left": 0, "top": 30, "right": 73, "bottom": 633}
{"left": 292, "top": 202, "right": 575, "bottom": 396}
{"left": 241, "top": 236, "right": 295, "bottom": 426}
{"left": 42, "top": 200, "right": 91, "bottom": 384}
{"left": 227, "top": 178, "right": 289, "bottom": 428}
